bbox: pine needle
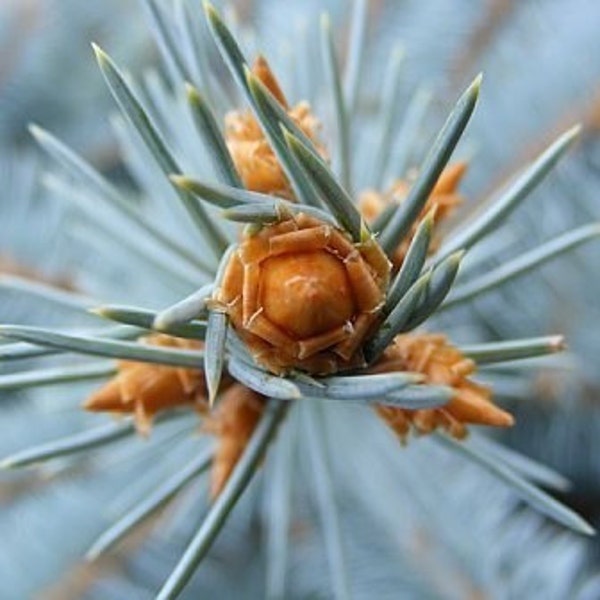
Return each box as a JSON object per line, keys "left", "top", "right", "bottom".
{"left": 461, "top": 335, "right": 566, "bottom": 364}
{"left": 0, "top": 325, "right": 205, "bottom": 368}
{"left": 91, "top": 305, "right": 207, "bottom": 339}
{"left": 437, "top": 125, "right": 581, "bottom": 261}
{"left": 436, "top": 434, "right": 595, "bottom": 536}
{"left": 185, "top": 83, "right": 243, "bottom": 187}
{"left": 86, "top": 446, "right": 213, "bottom": 560}
{"left": 378, "top": 75, "right": 481, "bottom": 255}
{"left": 93, "top": 43, "right": 228, "bottom": 258}
{"left": 321, "top": 13, "right": 351, "bottom": 193}
{"left": 303, "top": 403, "right": 351, "bottom": 600}
{"left": 205, "top": 309, "right": 228, "bottom": 406}
{"left": 1, "top": 420, "right": 135, "bottom": 469}
{"left": 156, "top": 399, "right": 288, "bottom": 598}
{"left": 0, "top": 362, "right": 115, "bottom": 391}
{"left": 443, "top": 224, "right": 600, "bottom": 309}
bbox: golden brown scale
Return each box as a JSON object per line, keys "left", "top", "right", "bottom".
{"left": 203, "top": 384, "right": 265, "bottom": 498}
{"left": 359, "top": 163, "right": 467, "bottom": 268}
{"left": 372, "top": 333, "right": 514, "bottom": 441}
{"left": 215, "top": 211, "right": 391, "bottom": 375}
{"left": 84, "top": 334, "right": 209, "bottom": 435}
{"left": 225, "top": 56, "right": 323, "bottom": 198}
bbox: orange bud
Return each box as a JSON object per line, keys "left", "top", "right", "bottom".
{"left": 358, "top": 163, "right": 468, "bottom": 269}
{"left": 216, "top": 214, "right": 390, "bottom": 375}
{"left": 225, "top": 58, "right": 323, "bottom": 198}
{"left": 373, "top": 333, "right": 514, "bottom": 440}
{"left": 83, "top": 334, "right": 208, "bottom": 435}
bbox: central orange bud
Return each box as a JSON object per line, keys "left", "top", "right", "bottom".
{"left": 260, "top": 252, "right": 355, "bottom": 338}
{"left": 216, "top": 213, "right": 391, "bottom": 375}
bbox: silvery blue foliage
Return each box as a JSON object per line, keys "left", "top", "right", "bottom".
{"left": 0, "top": 0, "right": 149, "bottom": 148}
{"left": 83, "top": 405, "right": 598, "bottom": 600}
{"left": 1, "top": 0, "right": 600, "bottom": 598}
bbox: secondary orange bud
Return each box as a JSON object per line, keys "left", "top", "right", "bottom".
{"left": 225, "top": 56, "right": 322, "bottom": 198}
{"left": 83, "top": 334, "right": 208, "bottom": 435}
{"left": 359, "top": 163, "right": 467, "bottom": 268}
{"left": 373, "top": 333, "right": 514, "bottom": 441}
{"left": 84, "top": 334, "right": 266, "bottom": 499}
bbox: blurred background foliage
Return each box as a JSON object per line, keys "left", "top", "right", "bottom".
{"left": 0, "top": 0, "right": 599, "bottom": 597}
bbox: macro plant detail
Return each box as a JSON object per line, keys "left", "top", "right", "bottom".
{"left": 225, "top": 56, "right": 323, "bottom": 197}
{"left": 359, "top": 161, "right": 466, "bottom": 268}
{"left": 84, "top": 334, "right": 208, "bottom": 435}
{"left": 373, "top": 333, "right": 514, "bottom": 441}
{"left": 215, "top": 208, "right": 390, "bottom": 375}
{"left": 1, "top": 0, "right": 599, "bottom": 598}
